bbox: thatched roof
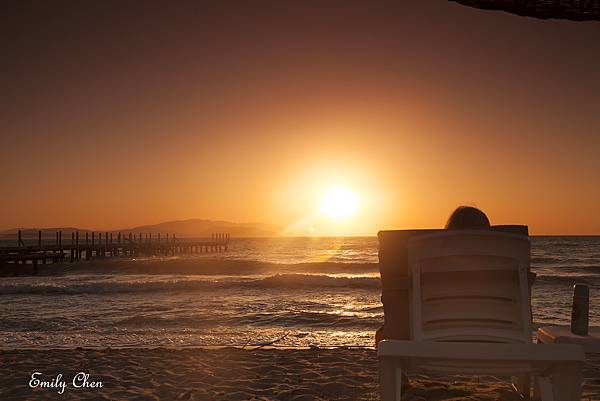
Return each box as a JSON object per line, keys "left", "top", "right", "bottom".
{"left": 450, "top": 0, "right": 600, "bottom": 21}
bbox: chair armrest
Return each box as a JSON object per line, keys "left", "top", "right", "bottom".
{"left": 378, "top": 340, "right": 585, "bottom": 363}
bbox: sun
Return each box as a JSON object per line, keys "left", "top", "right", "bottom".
{"left": 319, "top": 186, "right": 359, "bottom": 220}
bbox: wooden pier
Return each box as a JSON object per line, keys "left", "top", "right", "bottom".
{"left": 0, "top": 230, "right": 230, "bottom": 275}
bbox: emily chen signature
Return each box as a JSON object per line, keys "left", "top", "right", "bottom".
{"left": 29, "top": 372, "right": 103, "bottom": 394}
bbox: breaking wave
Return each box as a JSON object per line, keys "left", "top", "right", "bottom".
{"left": 13, "top": 258, "right": 378, "bottom": 276}
{"left": 0, "top": 273, "right": 381, "bottom": 295}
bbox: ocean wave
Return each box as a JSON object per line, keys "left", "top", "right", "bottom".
{"left": 115, "top": 310, "right": 382, "bottom": 330}
{"left": 114, "top": 311, "right": 383, "bottom": 330}
{"left": 531, "top": 257, "right": 600, "bottom": 266}
{"left": 2, "top": 269, "right": 598, "bottom": 295}
{"left": 533, "top": 274, "right": 600, "bottom": 287}
{"left": 116, "top": 315, "right": 221, "bottom": 329}
{"left": 0, "top": 274, "right": 381, "bottom": 295}
{"left": 219, "top": 310, "right": 381, "bottom": 329}
{"left": 531, "top": 256, "right": 560, "bottom": 264}
{"left": 0, "top": 280, "right": 212, "bottom": 295}
{"left": 257, "top": 274, "right": 380, "bottom": 289}
{"left": 15, "top": 258, "right": 378, "bottom": 277}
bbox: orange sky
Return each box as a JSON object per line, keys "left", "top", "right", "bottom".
{"left": 1, "top": 1, "right": 599, "bottom": 235}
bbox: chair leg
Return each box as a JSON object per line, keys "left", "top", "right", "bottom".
{"left": 396, "top": 365, "right": 403, "bottom": 401}
{"left": 538, "top": 376, "right": 554, "bottom": 401}
{"left": 512, "top": 374, "right": 531, "bottom": 399}
{"left": 533, "top": 376, "right": 542, "bottom": 401}
{"left": 379, "top": 358, "right": 402, "bottom": 401}
{"left": 551, "top": 362, "right": 583, "bottom": 401}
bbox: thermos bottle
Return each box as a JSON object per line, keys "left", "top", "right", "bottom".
{"left": 571, "top": 284, "right": 589, "bottom": 336}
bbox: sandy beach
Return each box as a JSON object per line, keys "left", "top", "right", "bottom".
{"left": 1, "top": 347, "right": 598, "bottom": 400}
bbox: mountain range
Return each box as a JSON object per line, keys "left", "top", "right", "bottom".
{"left": 0, "top": 219, "right": 281, "bottom": 238}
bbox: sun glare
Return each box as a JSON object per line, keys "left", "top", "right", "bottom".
{"left": 320, "top": 186, "right": 359, "bottom": 220}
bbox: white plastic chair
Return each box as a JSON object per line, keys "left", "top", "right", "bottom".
{"left": 378, "top": 230, "right": 584, "bottom": 401}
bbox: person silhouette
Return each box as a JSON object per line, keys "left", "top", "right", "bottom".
{"left": 445, "top": 205, "right": 490, "bottom": 230}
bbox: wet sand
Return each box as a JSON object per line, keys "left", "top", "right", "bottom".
{"left": 1, "top": 347, "right": 598, "bottom": 400}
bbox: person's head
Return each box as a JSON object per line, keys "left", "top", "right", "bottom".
{"left": 445, "top": 206, "right": 490, "bottom": 230}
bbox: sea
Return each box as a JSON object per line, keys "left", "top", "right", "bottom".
{"left": 0, "top": 236, "right": 598, "bottom": 349}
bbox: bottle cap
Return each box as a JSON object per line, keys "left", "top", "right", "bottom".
{"left": 573, "top": 284, "right": 589, "bottom": 297}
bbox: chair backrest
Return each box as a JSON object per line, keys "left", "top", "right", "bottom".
{"left": 407, "top": 230, "right": 531, "bottom": 344}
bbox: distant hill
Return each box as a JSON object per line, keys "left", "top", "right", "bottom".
{"left": 0, "top": 219, "right": 281, "bottom": 238}
{"left": 118, "top": 219, "right": 281, "bottom": 238}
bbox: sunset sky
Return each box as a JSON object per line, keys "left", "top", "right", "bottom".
{"left": 2, "top": 1, "right": 599, "bottom": 235}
